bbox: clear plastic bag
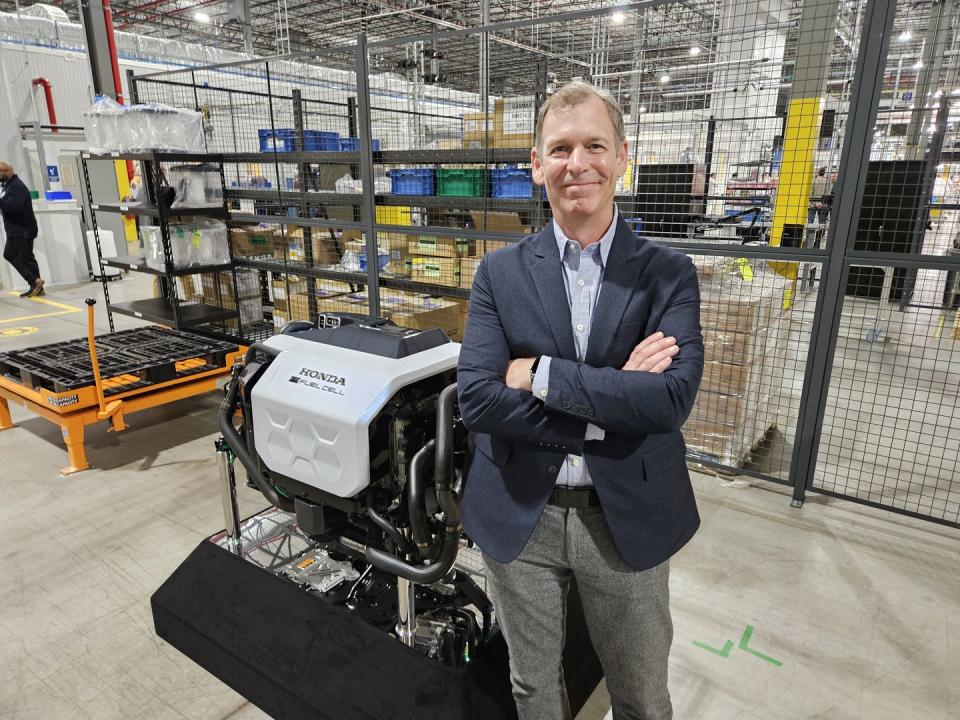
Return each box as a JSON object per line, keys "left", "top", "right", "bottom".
{"left": 169, "top": 164, "right": 223, "bottom": 207}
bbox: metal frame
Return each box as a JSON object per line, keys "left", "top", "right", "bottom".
{"left": 122, "top": 1, "right": 960, "bottom": 528}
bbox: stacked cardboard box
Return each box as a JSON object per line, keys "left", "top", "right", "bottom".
{"left": 683, "top": 260, "right": 791, "bottom": 466}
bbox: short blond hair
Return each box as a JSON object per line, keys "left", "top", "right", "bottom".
{"left": 0, "top": 162, "right": 13, "bottom": 173}
{"left": 534, "top": 81, "right": 625, "bottom": 152}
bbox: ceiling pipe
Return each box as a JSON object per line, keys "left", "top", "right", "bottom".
{"left": 31, "top": 77, "right": 58, "bottom": 133}
{"left": 101, "top": 0, "right": 134, "bottom": 180}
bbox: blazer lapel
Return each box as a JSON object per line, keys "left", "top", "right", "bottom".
{"left": 585, "top": 217, "right": 644, "bottom": 367}
{"left": 529, "top": 224, "right": 577, "bottom": 359}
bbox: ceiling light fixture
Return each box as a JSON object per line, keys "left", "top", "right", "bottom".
{"left": 689, "top": 46, "right": 701, "bottom": 57}
{"left": 194, "top": 11, "right": 211, "bottom": 24}
{"left": 898, "top": 30, "right": 912, "bottom": 42}
{"left": 913, "top": 61, "right": 923, "bottom": 70}
{"left": 659, "top": 74, "right": 670, "bottom": 84}
{"left": 611, "top": 11, "right": 626, "bottom": 24}
{"left": 639, "top": 105, "right": 647, "bottom": 113}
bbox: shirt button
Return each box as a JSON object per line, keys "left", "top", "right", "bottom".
{"left": 571, "top": 458, "right": 579, "bottom": 467}
{"left": 539, "top": 388, "right": 547, "bottom": 399}
{"left": 578, "top": 279, "right": 585, "bottom": 287}
{"left": 576, "top": 323, "right": 584, "bottom": 332}
{"left": 548, "top": 465, "right": 558, "bottom": 474}
{"left": 569, "top": 243, "right": 577, "bottom": 251}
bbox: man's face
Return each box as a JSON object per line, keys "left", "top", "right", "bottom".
{"left": 0, "top": 166, "right": 12, "bottom": 182}
{"left": 531, "top": 95, "right": 627, "bottom": 224}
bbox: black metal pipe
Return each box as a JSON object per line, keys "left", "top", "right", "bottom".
{"left": 434, "top": 384, "right": 460, "bottom": 526}
{"left": 365, "top": 527, "right": 458, "bottom": 584}
{"left": 366, "top": 507, "right": 410, "bottom": 555}
{"left": 407, "top": 441, "right": 438, "bottom": 561}
{"left": 218, "top": 369, "right": 294, "bottom": 512}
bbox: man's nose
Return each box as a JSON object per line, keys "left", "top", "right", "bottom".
{"left": 567, "top": 146, "right": 588, "bottom": 173}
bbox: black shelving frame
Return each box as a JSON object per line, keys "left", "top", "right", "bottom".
{"left": 81, "top": 150, "right": 238, "bottom": 332}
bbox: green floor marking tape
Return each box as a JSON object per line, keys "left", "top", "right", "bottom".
{"left": 738, "top": 625, "right": 783, "bottom": 667}
{"left": 692, "top": 639, "right": 733, "bottom": 657}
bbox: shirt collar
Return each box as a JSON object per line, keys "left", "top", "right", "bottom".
{"left": 553, "top": 205, "right": 618, "bottom": 267}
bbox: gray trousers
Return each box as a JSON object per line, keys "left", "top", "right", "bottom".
{"left": 483, "top": 505, "right": 673, "bottom": 720}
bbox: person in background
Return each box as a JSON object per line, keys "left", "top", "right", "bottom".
{"left": 457, "top": 81, "right": 704, "bottom": 720}
{"left": 810, "top": 166, "right": 833, "bottom": 247}
{"left": 0, "top": 162, "right": 43, "bottom": 297}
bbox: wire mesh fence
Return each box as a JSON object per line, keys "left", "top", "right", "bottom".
{"left": 808, "top": 0, "right": 960, "bottom": 523}
{"left": 114, "top": 0, "right": 960, "bottom": 524}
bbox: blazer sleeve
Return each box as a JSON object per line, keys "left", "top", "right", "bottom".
{"left": 457, "top": 255, "right": 587, "bottom": 453}
{"left": 0, "top": 181, "right": 26, "bottom": 213}
{"left": 542, "top": 257, "right": 704, "bottom": 436}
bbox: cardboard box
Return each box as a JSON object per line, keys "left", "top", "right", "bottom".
{"left": 495, "top": 96, "right": 536, "bottom": 148}
{"left": 459, "top": 257, "right": 481, "bottom": 289}
{"left": 231, "top": 226, "right": 274, "bottom": 257}
{"left": 275, "top": 227, "right": 341, "bottom": 265}
{"left": 700, "top": 360, "right": 751, "bottom": 396}
{"left": 468, "top": 210, "right": 529, "bottom": 235}
{"left": 462, "top": 112, "right": 501, "bottom": 148}
{"left": 175, "top": 274, "right": 203, "bottom": 302}
{"left": 272, "top": 274, "right": 308, "bottom": 302}
{"left": 407, "top": 235, "right": 470, "bottom": 258}
{"left": 272, "top": 292, "right": 312, "bottom": 328}
{"left": 410, "top": 255, "right": 459, "bottom": 287}
{"left": 315, "top": 293, "right": 460, "bottom": 337}
{"left": 201, "top": 268, "right": 260, "bottom": 306}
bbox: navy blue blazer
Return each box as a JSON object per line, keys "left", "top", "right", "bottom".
{"left": 457, "top": 215, "right": 704, "bottom": 572}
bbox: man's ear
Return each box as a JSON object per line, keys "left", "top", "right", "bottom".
{"left": 531, "top": 147, "right": 544, "bottom": 186}
{"left": 616, "top": 142, "right": 628, "bottom": 177}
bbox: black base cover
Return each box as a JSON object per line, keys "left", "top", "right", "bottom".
{"left": 152, "top": 539, "right": 602, "bottom": 719}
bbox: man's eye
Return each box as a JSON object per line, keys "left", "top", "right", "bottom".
{"left": 551, "top": 146, "right": 567, "bottom": 154}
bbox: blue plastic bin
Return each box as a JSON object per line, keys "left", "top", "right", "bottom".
{"left": 304, "top": 131, "right": 340, "bottom": 151}
{"left": 625, "top": 217, "right": 644, "bottom": 234}
{"left": 388, "top": 168, "right": 435, "bottom": 195}
{"left": 491, "top": 167, "right": 533, "bottom": 198}
{"left": 258, "top": 128, "right": 296, "bottom": 152}
{"left": 339, "top": 138, "right": 381, "bottom": 152}
{"left": 44, "top": 190, "right": 73, "bottom": 201}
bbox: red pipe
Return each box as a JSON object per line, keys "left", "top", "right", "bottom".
{"left": 100, "top": 0, "right": 134, "bottom": 181}
{"left": 31, "top": 78, "right": 58, "bottom": 133}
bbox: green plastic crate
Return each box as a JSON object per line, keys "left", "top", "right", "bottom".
{"left": 436, "top": 168, "right": 485, "bottom": 197}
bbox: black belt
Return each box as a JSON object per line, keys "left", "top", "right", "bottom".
{"left": 548, "top": 486, "right": 601, "bottom": 508}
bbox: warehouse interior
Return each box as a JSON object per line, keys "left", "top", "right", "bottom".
{"left": 0, "top": 0, "right": 958, "bottom": 718}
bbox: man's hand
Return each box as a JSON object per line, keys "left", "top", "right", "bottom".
{"left": 622, "top": 331, "right": 678, "bottom": 373}
{"left": 505, "top": 357, "right": 536, "bottom": 392}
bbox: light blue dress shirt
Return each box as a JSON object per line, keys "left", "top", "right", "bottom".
{"left": 531, "top": 207, "right": 618, "bottom": 488}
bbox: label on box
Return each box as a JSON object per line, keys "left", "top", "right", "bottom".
{"left": 503, "top": 96, "right": 536, "bottom": 134}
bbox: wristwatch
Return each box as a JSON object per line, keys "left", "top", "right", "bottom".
{"left": 529, "top": 356, "right": 542, "bottom": 386}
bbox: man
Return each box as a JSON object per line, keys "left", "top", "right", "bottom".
{"left": 457, "top": 81, "right": 703, "bottom": 720}
{"left": 0, "top": 162, "right": 43, "bottom": 297}
{"left": 810, "top": 166, "right": 832, "bottom": 248}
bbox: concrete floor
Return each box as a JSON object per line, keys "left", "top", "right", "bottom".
{"left": 1, "top": 278, "right": 959, "bottom": 720}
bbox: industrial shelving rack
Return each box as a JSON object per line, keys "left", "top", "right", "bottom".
{"left": 82, "top": 151, "right": 239, "bottom": 332}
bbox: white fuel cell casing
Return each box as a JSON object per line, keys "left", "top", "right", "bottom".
{"left": 250, "top": 333, "right": 460, "bottom": 498}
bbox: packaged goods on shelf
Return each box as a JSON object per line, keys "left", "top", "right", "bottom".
{"left": 271, "top": 275, "right": 308, "bottom": 302}
{"left": 410, "top": 255, "right": 459, "bottom": 287}
{"left": 340, "top": 240, "right": 388, "bottom": 272}
{"left": 315, "top": 293, "right": 461, "bottom": 337}
{"left": 468, "top": 210, "right": 529, "bottom": 235}
{"left": 462, "top": 112, "right": 500, "bottom": 147}
{"left": 494, "top": 96, "right": 535, "bottom": 149}
{"left": 83, "top": 97, "right": 204, "bottom": 153}
{"left": 201, "top": 268, "right": 260, "bottom": 304}
{"left": 142, "top": 220, "right": 229, "bottom": 271}
{"left": 175, "top": 274, "right": 203, "bottom": 303}
{"left": 230, "top": 226, "right": 274, "bottom": 258}
{"left": 407, "top": 235, "right": 470, "bottom": 258}
{"left": 683, "top": 259, "right": 792, "bottom": 467}
{"left": 169, "top": 164, "right": 223, "bottom": 207}
{"left": 459, "top": 257, "right": 481, "bottom": 289}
